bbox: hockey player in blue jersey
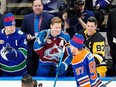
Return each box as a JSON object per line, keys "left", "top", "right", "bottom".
{"left": 0, "top": 13, "right": 27, "bottom": 76}
{"left": 57, "top": 33, "right": 105, "bottom": 87}
{"left": 34, "top": 17, "right": 72, "bottom": 76}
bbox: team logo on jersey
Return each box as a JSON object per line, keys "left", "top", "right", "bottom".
{"left": 47, "top": 39, "right": 52, "bottom": 44}
{"left": 0, "top": 40, "right": 4, "bottom": 44}
{"left": 81, "top": 15, "right": 85, "bottom": 19}
{"left": 0, "top": 43, "right": 17, "bottom": 61}
{"left": 44, "top": 44, "right": 62, "bottom": 62}
{"left": 18, "top": 30, "right": 23, "bottom": 35}
{"left": 81, "top": 13, "right": 86, "bottom": 19}
{"left": 0, "top": 46, "right": 9, "bottom": 61}
{"left": 12, "top": 20, "right": 15, "bottom": 26}
{"left": 24, "top": 39, "right": 27, "bottom": 45}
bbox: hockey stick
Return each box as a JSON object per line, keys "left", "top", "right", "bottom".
{"left": 44, "top": 29, "right": 50, "bottom": 42}
{"left": 31, "top": 29, "right": 50, "bottom": 40}
{"left": 101, "top": 76, "right": 116, "bottom": 87}
{"left": 53, "top": 46, "right": 66, "bottom": 87}
{"left": 37, "top": 29, "right": 50, "bottom": 44}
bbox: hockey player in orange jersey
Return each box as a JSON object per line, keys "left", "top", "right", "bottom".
{"left": 57, "top": 33, "right": 105, "bottom": 87}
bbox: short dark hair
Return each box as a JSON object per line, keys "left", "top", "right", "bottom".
{"left": 32, "top": 0, "right": 43, "bottom": 5}
{"left": 22, "top": 74, "right": 33, "bottom": 85}
{"left": 87, "top": 17, "right": 97, "bottom": 25}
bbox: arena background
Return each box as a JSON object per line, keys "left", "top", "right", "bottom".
{"left": 0, "top": 0, "right": 116, "bottom": 87}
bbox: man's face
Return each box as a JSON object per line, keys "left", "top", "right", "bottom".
{"left": 32, "top": 0, "right": 44, "bottom": 15}
{"left": 77, "top": 0, "right": 85, "bottom": 11}
{"left": 5, "top": 25, "right": 16, "bottom": 35}
{"left": 50, "top": 23, "right": 62, "bottom": 37}
{"left": 78, "top": 4, "right": 85, "bottom": 11}
{"left": 86, "top": 22, "right": 97, "bottom": 35}
{"left": 70, "top": 45, "right": 77, "bottom": 56}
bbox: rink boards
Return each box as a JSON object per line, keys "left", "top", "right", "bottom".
{"left": 0, "top": 77, "right": 116, "bottom": 87}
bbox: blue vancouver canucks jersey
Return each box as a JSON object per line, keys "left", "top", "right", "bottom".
{"left": 0, "top": 28, "right": 27, "bottom": 76}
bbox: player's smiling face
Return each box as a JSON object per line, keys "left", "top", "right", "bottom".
{"left": 50, "top": 23, "right": 62, "bottom": 37}
{"left": 70, "top": 45, "right": 78, "bottom": 56}
{"left": 86, "top": 22, "right": 97, "bottom": 36}
{"left": 5, "top": 25, "right": 16, "bottom": 35}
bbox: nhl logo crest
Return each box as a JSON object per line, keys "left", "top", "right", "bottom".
{"left": 0, "top": 40, "right": 4, "bottom": 44}
{"left": 47, "top": 39, "right": 52, "bottom": 44}
{"left": 12, "top": 21, "right": 15, "bottom": 25}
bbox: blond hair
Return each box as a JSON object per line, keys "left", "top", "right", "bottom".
{"left": 50, "top": 17, "right": 62, "bottom": 25}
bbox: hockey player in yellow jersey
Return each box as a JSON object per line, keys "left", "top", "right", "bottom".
{"left": 79, "top": 16, "right": 107, "bottom": 77}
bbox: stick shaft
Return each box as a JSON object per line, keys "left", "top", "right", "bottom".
{"left": 44, "top": 29, "right": 50, "bottom": 42}
{"left": 53, "top": 46, "right": 65, "bottom": 87}
{"left": 53, "top": 72, "right": 59, "bottom": 87}
{"left": 105, "top": 76, "right": 116, "bottom": 86}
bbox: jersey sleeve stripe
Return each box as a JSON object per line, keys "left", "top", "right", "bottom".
{"left": 79, "top": 78, "right": 90, "bottom": 85}
{"left": 92, "top": 80, "right": 101, "bottom": 87}
{"left": 80, "top": 82, "right": 91, "bottom": 87}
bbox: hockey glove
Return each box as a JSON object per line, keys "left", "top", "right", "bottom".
{"left": 97, "top": 61, "right": 107, "bottom": 77}
{"left": 37, "top": 30, "right": 50, "bottom": 45}
{"left": 56, "top": 47, "right": 73, "bottom": 75}
{"left": 56, "top": 62, "right": 68, "bottom": 75}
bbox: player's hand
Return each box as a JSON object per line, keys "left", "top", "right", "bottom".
{"left": 37, "top": 31, "right": 48, "bottom": 45}
{"left": 56, "top": 62, "right": 67, "bottom": 75}
{"left": 62, "top": 12, "right": 68, "bottom": 21}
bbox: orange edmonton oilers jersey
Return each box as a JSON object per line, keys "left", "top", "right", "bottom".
{"left": 71, "top": 49, "right": 104, "bottom": 87}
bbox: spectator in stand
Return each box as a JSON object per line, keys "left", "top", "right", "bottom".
{"left": 21, "top": 0, "right": 54, "bottom": 76}
{"left": 58, "top": 9, "right": 70, "bottom": 32}
{"left": 94, "top": 0, "right": 111, "bottom": 31}
{"left": 106, "top": 7, "right": 116, "bottom": 76}
{"left": 59, "top": 0, "right": 94, "bottom": 38}
{"left": 0, "top": 13, "right": 27, "bottom": 76}
{"left": 85, "top": 0, "right": 94, "bottom": 11}
{"left": 85, "top": 0, "right": 112, "bottom": 31}
{"left": 33, "top": 17, "right": 71, "bottom": 76}
{"left": 79, "top": 17, "right": 107, "bottom": 77}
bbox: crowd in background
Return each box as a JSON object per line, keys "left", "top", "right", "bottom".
{"left": 0, "top": 0, "right": 116, "bottom": 79}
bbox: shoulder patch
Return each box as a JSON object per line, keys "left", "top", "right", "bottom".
{"left": 62, "top": 31, "right": 68, "bottom": 34}
{"left": 24, "top": 39, "right": 27, "bottom": 45}
{"left": 18, "top": 30, "right": 24, "bottom": 35}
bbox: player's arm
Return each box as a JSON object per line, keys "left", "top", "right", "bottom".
{"left": 87, "top": 53, "right": 105, "bottom": 87}
{"left": 33, "top": 30, "right": 48, "bottom": 56}
{"left": 17, "top": 35, "right": 27, "bottom": 59}
{"left": 92, "top": 41, "right": 107, "bottom": 77}
{"left": 0, "top": 35, "right": 27, "bottom": 73}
